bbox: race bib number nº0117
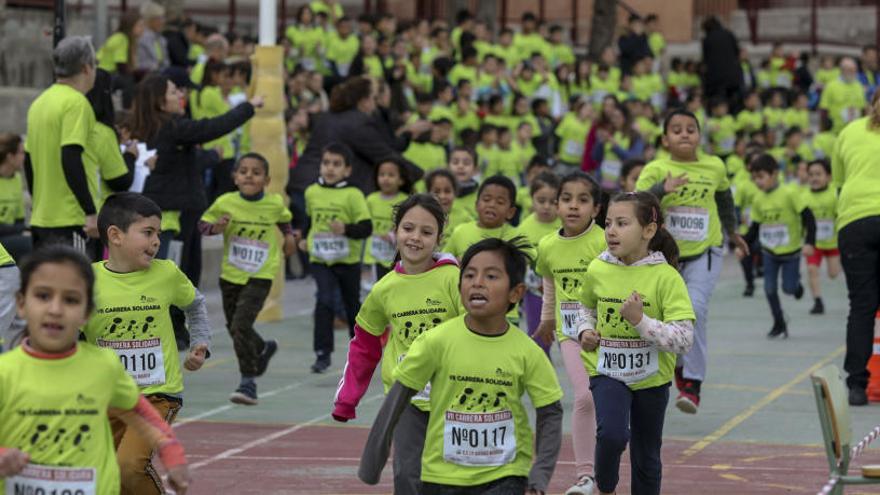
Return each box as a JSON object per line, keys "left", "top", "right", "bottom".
{"left": 444, "top": 410, "right": 517, "bottom": 467}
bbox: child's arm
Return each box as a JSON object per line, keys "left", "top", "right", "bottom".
{"left": 111, "top": 395, "right": 189, "bottom": 493}
{"left": 528, "top": 400, "right": 564, "bottom": 494}
{"left": 575, "top": 306, "right": 600, "bottom": 351}
{"left": 716, "top": 189, "right": 750, "bottom": 254}
{"left": 534, "top": 276, "right": 556, "bottom": 345}
{"left": 332, "top": 324, "right": 383, "bottom": 422}
{"left": 278, "top": 221, "right": 297, "bottom": 256}
{"left": 182, "top": 289, "right": 212, "bottom": 371}
{"left": 801, "top": 207, "right": 817, "bottom": 252}
{"left": 633, "top": 317, "right": 695, "bottom": 354}
{"left": 358, "top": 382, "right": 418, "bottom": 485}
{"left": 198, "top": 215, "right": 230, "bottom": 236}
{"left": 331, "top": 218, "right": 373, "bottom": 239}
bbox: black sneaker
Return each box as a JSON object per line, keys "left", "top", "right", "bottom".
{"left": 229, "top": 382, "right": 258, "bottom": 406}
{"left": 794, "top": 284, "right": 805, "bottom": 300}
{"left": 311, "top": 355, "right": 331, "bottom": 373}
{"left": 255, "top": 339, "right": 278, "bottom": 377}
{"left": 743, "top": 284, "right": 755, "bottom": 297}
{"left": 849, "top": 387, "right": 868, "bottom": 406}
{"left": 767, "top": 320, "right": 788, "bottom": 339}
{"left": 810, "top": 299, "right": 825, "bottom": 315}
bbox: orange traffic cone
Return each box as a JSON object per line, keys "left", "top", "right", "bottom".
{"left": 867, "top": 310, "right": 880, "bottom": 403}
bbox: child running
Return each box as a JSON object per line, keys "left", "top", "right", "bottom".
{"left": 445, "top": 175, "right": 519, "bottom": 261}
{"left": 365, "top": 157, "right": 410, "bottom": 280}
{"left": 516, "top": 172, "right": 561, "bottom": 353}
{"left": 425, "top": 169, "right": 467, "bottom": 251}
{"left": 534, "top": 171, "right": 607, "bottom": 495}
{"left": 449, "top": 147, "right": 481, "bottom": 221}
{"left": 576, "top": 191, "right": 695, "bottom": 495}
{"left": 200, "top": 153, "right": 296, "bottom": 403}
{"left": 359, "top": 237, "right": 564, "bottom": 495}
{"left": 81, "top": 193, "right": 209, "bottom": 493}
{"left": 302, "top": 143, "right": 372, "bottom": 373}
{"left": 741, "top": 154, "right": 816, "bottom": 338}
{"left": 803, "top": 158, "right": 840, "bottom": 315}
{"left": 635, "top": 109, "right": 748, "bottom": 414}
{"left": 333, "top": 194, "right": 463, "bottom": 494}
{"left": 0, "top": 246, "right": 190, "bottom": 495}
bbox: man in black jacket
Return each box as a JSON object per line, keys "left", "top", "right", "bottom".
{"left": 702, "top": 16, "right": 745, "bottom": 113}
{"left": 618, "top": 15, "right": 652, "bottom": 76}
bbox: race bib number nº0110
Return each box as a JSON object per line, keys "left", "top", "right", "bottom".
{"left": 98, "top": 338, "right": 166, "bottom": 387}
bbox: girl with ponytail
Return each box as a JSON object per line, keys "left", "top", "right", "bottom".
{"left": 574, "top": 190, "right": 696, "bottom": 495}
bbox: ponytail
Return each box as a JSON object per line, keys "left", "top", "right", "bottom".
{"left": 648, "top": 226, "right": 680, "bottom": 270}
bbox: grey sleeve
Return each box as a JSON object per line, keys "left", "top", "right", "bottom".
{"left": 528, "top": 400, "right": 564, "bottom": 493}
{"left": 358, "top": 382, "right": 418, "bottom": 485}
{"left": 182, "top": 289, "right": 212, "bottom": 355}
{"left": 648, "top": 181, "right": 667, "bottom": 200}
{"left": 714, "top": 189, "right": 737, "bottom": 236}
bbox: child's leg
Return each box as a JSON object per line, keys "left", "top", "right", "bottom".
{"left": 807, "top": 259, "right": 822, "bottom": 300}
{"left": 116, "top": 395, "right": 182, "bottom": 495}
{"left": 678, "top": 247, "right": 722, "bottom": 383}
{"left": 628, "top": 385, "right": 671, "bottom": 495}
{"left": 740, "top": 251, "right": 755, "bottom": 288}
{"left": 227, "top": 279, "right": 273, "bottom": 376}
{"left": 827, "top": 253, "right": 842, "bottom": 279}
{"left": 560, "top": 339, "right": 596, "bottom": 479}
{"left": 590, "top": 375, "right": 633, "bottom": 495}
{"left": 311, "top": 263, "right": 337, "bottom": 360}
{"left": 780, "top": 254, "right": 802, "bottom": 297}
{"left": 763, "top": 252, "right": 784, "bottom": 323}
{"left": 391, "top": 404, "right": 428, "bottom": 495}
{"left": 335, "top": 263, "right": 362, "bottom": 339}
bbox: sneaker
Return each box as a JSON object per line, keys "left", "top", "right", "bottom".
{"left": 229, "top": 382, "right": 258, "bottom": 406}
{"left": 676, "top": 381, "right": 700, "bottom": 414}
{"left": 743, "top": 284, "right": 755, "bottom": 297}
{"left": 674, "top": 367, "right": 686, "bottom": 392}
{"left": 849, "top": 387, "right": 868, "bottom": 406}
{"left": 565, "top": 475, "right": 596, "bottom": 495}
{"left": 255, "top": 339, "right": 278, "bottom": 377}
{"left": 794, "top": 284, "right": 805, "bottom": 300}
{"left": 810, "top": 299, "right": 825, "bottom": 315}
{"left": 767, "top": 320, "right": 788, "bottom": 339}
{"left": 311, "top": 355, "right": 331, "bottom": 373}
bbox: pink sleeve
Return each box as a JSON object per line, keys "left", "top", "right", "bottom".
{"left": 117, "top": 395, "right": 186, "bottom": 468}
{"left": 582, "top": 125, "right": 599, "bottom": 172}
{"left": 332, "top": 324, "right": 383, "bottom": 422}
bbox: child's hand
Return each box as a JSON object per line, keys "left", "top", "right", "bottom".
{"left": 535, "top": 320, "right": 556, "bottom": 346}
{"left": 329, "top": 220, "right": 346, "bottom": 235}
{"left": 123, "top": 140, "right": 139, "bottom": 158}
{"left": 184, "top": 343, "right": 208, "bottom": 371}
{"left": 580, "top": 329, "right": 600, "bottom": 351}
{"left": 297, "top": 238, "right": 308, "bottom": 252}
{"left": 663, "top": 172, "right": 689, "bottom": 193}
{"left": 734, "top": 246, "right": 746, "bottom": 260}
{"left": 731, "top": 233, "right": 750, "bottom": 257}
{"left": 620, "top": 291, "right": 644, "bottom": 326}
{"left": 211, "top": 215, "right": 231, "bottom": 235}
{"left": 283, "top": 233, "right": 297, "bottom": 257}
{"left": 0, "top": 448, "right": 29, "bottom": 477}
{"left": 166, "top": 464, "right": 191, "bottom": 494}
{"left": 803, "top": 244, "right": 816, "bottom": 257}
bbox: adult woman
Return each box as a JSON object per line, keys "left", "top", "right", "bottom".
{"left": 832, "top": 90, "right": 880, "bottom": 406}
{"left": 591, "top": 102, "right": 645, "bottom": 191}
{"left": 96, "top": 10, "right": 144, "bottom": 107}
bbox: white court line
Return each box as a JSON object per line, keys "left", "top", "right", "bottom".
{"left": 188, "top": 394, "right": 383, "bottom": 471}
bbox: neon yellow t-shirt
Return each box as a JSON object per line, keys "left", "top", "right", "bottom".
{"left": 515, "top": 187, "right": 531, "bottom": 218}
{"left": 192, "top": 87, "right": 235, "bottom": 159}
{"left": 579, "top": 255, "right": 695, "bottom": 390}
{"left": 441, "top": 203, "right": 475, "bottom": 251}
{"left": 393, "top": 315, "right": 563, "bottom": 486}
{"left": 25, "top": 84, "right": 95, "bottom": 228}
{"left": 549, "top": 43, "right": 575, "bottom": 68}
{"left": 305, "top": 183, "right": 371, "bottom": 265}
{"left": 708, "top": 115, "right": 737, "bottom": 156}
{"left": 83, "top": 260, "right": 195, "bottom": 396}
{"left": 736, "top": 110, "right": 764, "bottom": 133}
{"left": 751, "top": 184, "right": 807, "bottom": 255}
{"left": 515, "top": 213, "right": 560, "bottom": 267}
{"left": 485, "top": 147, "right": 521, "bottom": 183}
{"left": 816, "top": 68, "right": 841, "bottom": 86}
{"left": 783, "top": 108, "right": 810, "bottom": 131}
{"left": 820, "top": 79, "right": 867, "bottom": 133}
{"left": 512, "top": 140, "right": 536, "bottom": 172}
{"left": 309, "top": 0, "right": 343, "bottom": 18}
{"left": 356, "top": 263, "right": 463, "bottom": 411}
{"left": 449, "top": 64, "right": 478, "bottom": 86}
{"left": 636, "top": 155, "right": 731, "bottom": 258}
{"left": 364, "top": 191, "right": 407, "bottom": 268}
{"left": 285, "top": 25, "right": 325, "bottom": 70}
{"left": 326, "top": 32, "right": 359, "bottom": 74}
{"left": 555, "top": 113, "right": 590, "bottom": 164}
{"left": 0, "top": 173, "right": 24, "bottom": 226}
{"left": 812, "top": 131, "right": 836, "bottom": 160}
{"left": 84, "top": 122, "right": 130, "bottom": 209}
{"left": 445, "top": 221, "right": 523, "bottom": 261}
{"left": 513, "top": 33, "right": 550, "bottom": 63}
{"left": 201, "top": 192, "right": 293, "bottom": 284}
{"left": 0, "top": 344, "right": 140, "bottom": 495}
{"left": 734, "top": 175, "right": 760, "bottom": 235}
{"left": 804, "top": 187, "right": 838, "bottom": 250}
{"left": 476, "top": 143, "right": 500, "bottom": 175}
{"left": 649, "top": 32, "right": 666, "bottom": 57}
{"left": 536, "top": 223, "right": 606, "bottom": 342}
{"left": 453, "top": 189, "right": 479, "bottom": 222}
{"left": 404, "top": 142, "right": 447, "bottom": 174}
{"left": 763, "top": 107, "right": 785, "bottom": 131}
{"left": 97, "top": 32, "right": 129, "bottom": 72}
{"left": 831, "top": 117, "right": 880, "bottom": 231}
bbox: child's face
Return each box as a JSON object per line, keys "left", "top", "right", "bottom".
{"left": 808, "top": 164, "right": 831, "bottom": 190}
{"left": 662, "top": 114, "right": 700, "bottom": 158}
{"left": 17, "top": 262, "right": 90, "bottom": 353}
{"left": 796, "top": 95, "right": 808, "bottom": 109}
{"left": 320, "top": 151, "right": 351, "bottom": 185}
{"left": 449, "top": 151, "right": 476, "bottom": 184}
{"left": 558, "top": 180, "right": 598, "bottom": 233}
{"left": 481, "top": 130, "right": 498, "bottom": 146}
{"left": 532, "top": 185, "right": 557, "bottom": 223}
{"left": 432, "top": 123, "right": 451, "bottom": 143}
{"left": 605, "top": 201, "right": 654, "bottom": 261}
{"left": 517, "top": 124, "right": 533, "bottom": 141}
{"left": 786, "top": 132, "right": 803, "bottom": 148}
{"left": 429, "top": 176, "right": 455, "bottom": 212}
{"left": 795, "top": 161, "right": 809, "bottom": 184}
{"left": 751, "top": 169, "right": 779, "bottom": 192}
{"left": 712, "top": 103, "right": 728, "bottom": 117}
{"left": 770, "top": 93, "right": 783, "bottom": 107}
{"left": 396, "top": 205, "right": 440, "bottom": 266}
{"left": 621, "top": 165, "right": 644, "bottom": 193}
{"left": 526, "top": 165, "right": 550, "bottom": 185}
{"left": 460, "top": 250, "right": 524, "bottom": 318}
{"left": 235, "top": 157, "right": 269, "bottom": 196}
{"left": 108, "top": 215, "right": 162, "bottom": 270}
{"left": 476, "top": 184, "right": 515, "bottom": 228}
{"left": 498, "top": 131, "right": 512, "bottom": 148}
{"left": 417, "top": 101, "right": 432, "bottom": 116}
{"left": 745, "top": 94, "right": 759, "bottom": 109}
{"left": 377, "top": 161, "right": 403, "bottom": 195}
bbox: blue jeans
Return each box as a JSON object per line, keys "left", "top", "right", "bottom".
{"left": 591, "top": 376, "right": 669, "bottom": 495}
{"left": 311, "top": 262, "right": 360, "bottom": 357}
{"left": 762, "top": 249, "right": 801, "bottom": 322}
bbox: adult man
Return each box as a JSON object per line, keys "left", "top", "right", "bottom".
{"left": 137, "top": 1, "right": 169, "bottom": 73}
{"left": 820, "top": 57, "right": 866, "bottom": 134}
{"left": 24, "top": 36, "right": 98, "bottom": 253}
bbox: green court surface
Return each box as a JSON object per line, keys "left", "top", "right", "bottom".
{"left": 172, "top": 257, "right": 880, "bottom": 494}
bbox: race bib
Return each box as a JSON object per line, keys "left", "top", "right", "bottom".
{"left": 98, "top": 338, "right": 166, "bottom": 387}
{"left": 312, "top": 233, "right": 350, "bottom": 262}
{"left": 666, "top": 206, "right": 710, "bottom": 242}
{"left": 337, "top": 63, "right": 351, "bottom": 77}
{"left": 718, "top": 137, "right": 735, "bottom": 154}
{"left": 563, "top": 139, "right": 584, "bottom": 159}
{"left": 370, "top": 235, "right": 396, "bottom": 263}
{"left": 597, "top": 338, "right": 659, "bottom": 384}
{"left": 760, "top": 223, "right": 790, "bottom": 249}
{"left": 559, "top": 301, "right": 583, "bottom": 340}
{"left": 228, "top": 236, "right": 270, "bottom": 273}
{"left": 525, "top": 267, "right": 543, "bottom": 294}
{"left": 816, "top": 219, "right": 835, "bottom": 242}
{"left": 444, "top": 410, "right": 516, "bottom": 466}
{"left": 600, "top": 160, "right": 622, "bottom": 190}
{"left": 6, "top": 465, "right": 96, "bottom": 495}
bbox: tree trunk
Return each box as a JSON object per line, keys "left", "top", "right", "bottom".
{"left": 588, "top": 0, "right": 617, "bottom": 60}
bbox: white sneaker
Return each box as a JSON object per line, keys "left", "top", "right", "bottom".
{"left": 565, "top": 475, "right": 595, "bottom": 495}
